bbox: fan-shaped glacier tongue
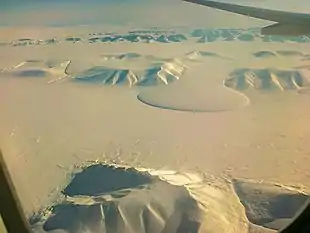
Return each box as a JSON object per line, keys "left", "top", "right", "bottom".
{"left": 138, "top": 69, "right": 249, "bottom": 112}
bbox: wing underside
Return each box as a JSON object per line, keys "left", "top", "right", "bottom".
{"left": 183, "top": 0, "right": 310, "bottom": 35}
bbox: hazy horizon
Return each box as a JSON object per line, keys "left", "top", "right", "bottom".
{"left": 0, "top": 0, "right": 309, "bottom": 28}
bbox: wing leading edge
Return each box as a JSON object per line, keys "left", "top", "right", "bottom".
{"left": 183, "top": 0, "right": 310, "bottom": 35}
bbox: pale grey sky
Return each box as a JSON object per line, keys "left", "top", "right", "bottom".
{"left": 0, "top": 0, "right": 309, "bottom": 27}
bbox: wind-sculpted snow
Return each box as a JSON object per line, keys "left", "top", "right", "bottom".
{"left": 29, "top": 163, "right": 309, "bottom": 233}
{"left": 224, "top": 68, "right": 310, "bottom": 91}
{"left": 30, "top": 163, "right": 203, "bottom": 233}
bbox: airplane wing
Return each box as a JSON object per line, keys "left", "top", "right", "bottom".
{"left": 183, "top": 0, "right": 310, "bottom": 35}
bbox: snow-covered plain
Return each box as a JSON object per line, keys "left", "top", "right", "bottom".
{"left": 0, "top": 21, "right": 310, "bottom": 233}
